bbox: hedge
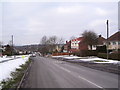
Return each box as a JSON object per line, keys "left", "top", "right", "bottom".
{"left": 52, "top": 53, "right": 71, "bottom": 56}
{"left": 97, "top": 53, "right": 120, "bottom": 61}
{"left": 79, "top": 50, "right": 98, "bottom": 57}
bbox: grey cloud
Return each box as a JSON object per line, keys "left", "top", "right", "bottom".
{"left": 1, "top": 2, "right": 118, "bottom": 45}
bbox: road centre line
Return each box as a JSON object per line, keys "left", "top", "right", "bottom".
{"left": 78, "top": 75, "right": 103, "bottom": 89}
{"left": 53, "top": 62, "right": 104, "bottom": 89}
{"left": 53, "top": 63, "right": 71, "bottom": 73}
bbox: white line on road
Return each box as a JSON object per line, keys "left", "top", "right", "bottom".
{"left": 59, "top": 66, "right": 71, "bottom": 73}
{"left": 78, "top": 75, "right": 103, "bottom": 88}
{"left": 53, "top": 63, "right": 71, "bottom": 73}
{"left": 53, "top": 61, "right": 104, "bottom": 89}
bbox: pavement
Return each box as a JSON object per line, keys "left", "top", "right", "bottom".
{"left": 21, "top": 56, "right": 119, "bottom": 89}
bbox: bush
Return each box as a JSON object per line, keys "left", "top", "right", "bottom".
{"left": 52, "top": 52, "right": 71, "bottom": 56}
{"left": 97, "top": 53, "right": 107, "bottom": 59}
{"left": 97, "top": 53, "right": 120, "bottom": 61}
{"left": 79, "top": 50, "right": 98, "bottom": 57}
{"left": 96, "top": 45, "right": 107, "bottom": 53}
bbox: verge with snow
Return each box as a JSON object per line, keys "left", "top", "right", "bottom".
{"left": 0, "top": 55, "right": 30, "bottom": 84}
{"left": 52, "top": 55, "right": 120, "bottom": 64}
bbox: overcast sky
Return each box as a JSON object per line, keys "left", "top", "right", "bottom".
{"left": 0, "top": 0, "right": 119, "bottom": 45}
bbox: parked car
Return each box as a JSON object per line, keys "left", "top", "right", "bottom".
{"left": 30, "top": 53, "right": 36, "bottom": 57}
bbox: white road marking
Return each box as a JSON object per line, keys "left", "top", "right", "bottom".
{"left": 54, "top": 63, "right": 71, "bottom": 73}
{"left": 53, "top": 60, "right": 104, "bottom": 89}
{"left": 78, "top": 75, "right": 103, "bottom": 88}
{"left": 59, "top": 66, "right": 71, "bottom": 73}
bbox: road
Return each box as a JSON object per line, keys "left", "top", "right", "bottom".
{"left": 21, "top": 56, "right": 119, "bottom": 89}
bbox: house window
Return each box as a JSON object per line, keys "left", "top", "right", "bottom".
{"left": 113, "top": 42, "right": 116, "bottom": 45}
{"left": 118, "top": 42, "right": 120, "bottom": 45}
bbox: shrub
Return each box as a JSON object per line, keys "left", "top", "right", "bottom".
{"left": 97, "top": 53, "right": 120, "bottom": 61}
{"left": 52, "top": 52, "right": 70, "bottom": 56}
{"left": 96, "top": 45, "right": 107, "bottom": 53}
{"left": 79, "top": 50, "right": 98, "bottom": 57}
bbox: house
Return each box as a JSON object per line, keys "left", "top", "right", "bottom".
{"left": 64, "top": 35, "right": 107, "bottom": 53}
{"left": 87, "top": 35, "right": 106, "bottom": 50}
{"left": 63, "top": 41, "right": 71, "bottom": 52}
{"left": 0, "top": 47, "right": 3, "bottom": 56}
{"left": 54, "top": 44, "right": 64, "bottom": 52}
{"left": 104, "top": 31, "right": 120, "bottom": 52}
{"left": 0, "top": 46, "right": 6, "bottom": 56}
{"left": 70, "top": 37, "right": 88, "bottom": 53}
{"left": 97, "top": 35, "right": 106, "bottom": 46}
{"left": 64, "top": 37, "right": 88, "bottom": 53}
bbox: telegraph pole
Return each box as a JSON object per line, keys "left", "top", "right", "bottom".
{"left": 106, "top": 20, "right": 109, "bottom": 60}
{"left": 11, "top": 35, "right": 14, "bottom": 56}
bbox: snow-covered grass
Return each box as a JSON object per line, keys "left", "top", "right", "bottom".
{"left": 63, "top": 56, "right": 82, "bottom": 59}
{"left": 0, "top": 57, "right": 12, "bottom": 62}
{"left": 52, "top": 55, "right": 82, "bottom": 59}
{"left": 0, "top": 56, "right": 12, "bottom": 62}
{"left": 0, "top": 55, "right": 29, "bottom": 62}
{"left": 52, "top": 55, "right": 120, "bottom": 64}
{"left": 80, "top": 57, "right": 119, "bottom": 64}
{"left": 52, "top": 55, "right": 69, "bottom": 58}
{"left": 0, "top": 55, "right": 30, "bottom": 84}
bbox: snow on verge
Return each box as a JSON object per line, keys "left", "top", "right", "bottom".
{"left": 52, "top": 55, "right": 120, "bottom": 64}
{"left": 0, "top": 55, "right": 30, "bottom": 83}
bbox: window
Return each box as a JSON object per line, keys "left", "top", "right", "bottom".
{"left": 113, "top": 42, "right": 116, "bottom": 45}
{"left": 118, "top": 42, "right": 120, "bottom": 45}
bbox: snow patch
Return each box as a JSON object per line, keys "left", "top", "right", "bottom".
{"left": 0, "top": 55, "right": 30, "bottom": 83}
{"left": 52, "top": 55, "right": 120, "bottom": 64}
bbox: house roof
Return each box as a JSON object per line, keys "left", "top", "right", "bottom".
{"left": 71, "top": 37, "right": 83, "bottom": 41}
{"left": 98, "top": 35, "right": 106, "bottom": 45}
{"left": 65, "top": 40, "right": 71, "bottom": 45}
{"left": 108, "top": 31, "right": 120, "bottom": 41}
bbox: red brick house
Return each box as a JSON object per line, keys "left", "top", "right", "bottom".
{"left": 64, "top": 35, "right": 106, "bottom": 53}
{"left": 63, "top": 41, "right": 71, "bottom": 53}
{"left": 64, "top": 37, "right": 88, "bottom": 53}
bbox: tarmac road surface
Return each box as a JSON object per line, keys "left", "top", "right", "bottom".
{"left": 21, "top": 56, "right": 119, "bottom": 89}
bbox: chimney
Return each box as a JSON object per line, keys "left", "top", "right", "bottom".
{"left": 66, "top": 41, "right": 68, "bottom": 43}
{"left": 99, "top": 35, "right": 101, "bottom": 37}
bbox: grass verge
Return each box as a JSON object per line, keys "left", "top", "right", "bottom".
{"left": 93, "top": 60, "right": 109, "bottom": 62}
{"left": 0, "top": 58, "right": 31, "bottom": 89}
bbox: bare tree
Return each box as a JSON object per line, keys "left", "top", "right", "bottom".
{"left": 39, "top": 36, "right": 49, "bottom": 55}
{"left": 0, "top": 41, "right": 3, "bottom": 47}
{"left": 82, "top": 30, "right": 98, "bottom": 50}
{"left": 48, "top": 36, "right": 58, "bottom": 45}
{"left": 39, "top": 35, "right": 64, "bottom": 55}
{"left": 58, "top": 37, "right": 64, "bottom": 44}
{"left": 40, "top": 35, "right": 48, "bottom": 45}
{"left": 47, "top": 36, "right": 59, "bottom": 52}
{"left": 70, "top": 36, "right": 76, "bottom": 40}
